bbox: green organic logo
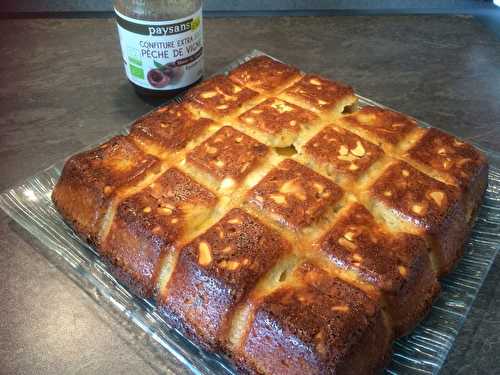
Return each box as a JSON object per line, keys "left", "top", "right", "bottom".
{"left": 130, "top": 64, "right": 144, "bottom": 79}
{"left": 191, "top": 16, "right": 200, "bottom": 31}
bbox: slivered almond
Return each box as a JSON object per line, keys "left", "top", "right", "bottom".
{"left": 216, "top": 104, "right": 229, "bottom": 110}
{"left": 429, "top": 191, "right": 445, "bottom": 207}
{"left": 412, "top": 204, "right": 426, "bottom": 215}
{"left": 317, "top": 99, "right": 328, "bottom": 105}
{"left": 357, "top": 113, "right": 376, "bottom": 123}
{"left": 143, "top": 206, "right": 152, "bottom": 213}
{"left": 219, "top": 260, "right": 240, "bottom": 270}
{"left": 270, "top": 193, "right": 287, "bottom": 205}
{"left": 200, "top": 91, "right": 217, "bottom": 98}
{"left": 198, "top": 242, "right": 212, "bottom": 266}
{"left": 332, "top": 305, "right": 349, "bottom": 312}
{"left": 338, "top": 154, "right": 357, "bottom": 162}
{"left": 338, "top": 237, "right": 357, "bottom": 250}
{"left": 338, "top": 145, "right": 349, "bottom": 156}
{"left": 280, "top": 179, "right": 307, "bottom": 201}
{"left": 352, "top": 253, "right": 363, "bottom": 262}
{"left": 348, "top": 163, "right": 359, "bottom": 171}
{"left": 402, "top": 169, "right": 410, "bottom": 177}
{"left": 437, "top": 147, "right": 447, "bottom": 155}
{"left": 222, "top": 246, "right": 233, "bottom": 253}
{"left": 272, "top": 101, "right": 294, "bottom": 113}
{"left": 228, "top": 217, "right": 242, "bottom": 225}
{"left": 214, "top": 160, "right": 225, "bottom": 168}
{"left": 206, "top": 145, "right": 218, "bottom": 154}
{"left": 344, "top": 231, "right": 355, "bottom": 241}
{"left": 158, "top": 207, "right": 173, "bottom": 215}
{"left": 313, "top": 182, "right": 325, "bottom": 194}
{"left": 350, "top": 141, "right": 366, "bottom": 157}
{"left": 443, "top": 159, "right": 453, "bottom": 170}
{"left": 309, "top": 78, "right": 322, "bottom": 86}
{"left": 398, "top": 265, "right": 408, "bottom": 277}
{"left": 103, "top": 185, "right": 113, "bottom": 195}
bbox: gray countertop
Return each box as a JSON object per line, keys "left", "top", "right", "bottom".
{"left": 0, "top": 15, "right": 499, "bottom": 375}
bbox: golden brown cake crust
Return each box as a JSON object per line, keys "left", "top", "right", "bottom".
{"left": 281, "top": 74, "right": 355, "bottom": 113}
{"left": 159, "top": 208, "right": 291, "bottom": 350}
{"left": 129, "top": 102, "right": 213, "bottom": 154}
{"left": 185, "top": 74, "right": 259, "bottom": 117}
{"left": 236, "top": 263, "right": 391, "bottom": 375}
{"left": 406, "top": 128, "right": 488, "bottom": 194}
{"left": 370, "top": 160, "right": 460, "bottom": 233}
{"left": 340, "top": 106, "right": 418, "bottom": 145}
{"left": 247, "top": 159, "right": 344, "bottom": 230}
{"left": 369, "top": 160, "right": 471, "bottom": 276}
{"left": 186, "top": 126, "right": 270, "bottom": 182}
{"left": 315, "top": 202, "right": 440, "bottom": 335}
{"left": 304, "top": 125, "right": 384, "bottom": 179}
{"left": 52, "top": 135, "right": 159, "bottom": 244}
{"left": 228, "top": 55, "right": 301, "bottom": 93}
{"left": 239, "top": 97, "right": 317, "bottom": 136}
{"left": 317, "top": 203, "right": 422, "bottom": 292}
{"left": 52, "top": 55, "right": 489, "bottom": 375}
{"left": 100, "top": 168, "right": 217, "bottom": 297}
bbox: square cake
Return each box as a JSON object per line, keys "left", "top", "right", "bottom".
{"left": 52, "top": 55, "right": 488, "bottom": 375}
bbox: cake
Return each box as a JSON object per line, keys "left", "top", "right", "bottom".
{"left": 52, "top": 55, "right": 488, "bottom": 374}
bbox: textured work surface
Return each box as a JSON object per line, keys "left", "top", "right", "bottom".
{"left": 0, "top": 15, "right": 499, "bottom": 375}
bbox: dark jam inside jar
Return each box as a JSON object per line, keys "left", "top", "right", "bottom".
{"left": 130, "top": 77, "right": 202, "bottom": 101}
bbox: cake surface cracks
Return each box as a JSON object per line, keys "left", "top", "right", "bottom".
{"left": 100, "top": 167, "right": 217, "bottom": 297}
{"left": 237, "top": 262, "right": 390, "bottom": 375}
{"left": 159, "top": 208, "right": 291, "bottom": 349}
{"left": 52, "top": 135, "right": 160, "bottom": 243}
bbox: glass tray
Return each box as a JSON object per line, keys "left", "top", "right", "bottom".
{"left": 1, "top": 50, "right": 499, "bottom": 375}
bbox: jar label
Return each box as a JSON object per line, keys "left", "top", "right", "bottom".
{"left": 114, "top": 8, "right": 203, "bottom": 90}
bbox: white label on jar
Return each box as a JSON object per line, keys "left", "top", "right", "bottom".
{"left": 114, "top": 7, "right": 203, "bottom": 90}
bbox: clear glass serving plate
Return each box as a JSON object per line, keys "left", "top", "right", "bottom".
{"left": 1, "top": 50, "right": 499, "bottom": 375}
